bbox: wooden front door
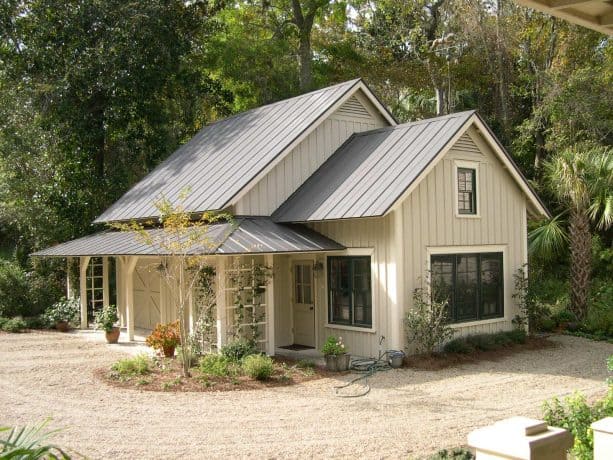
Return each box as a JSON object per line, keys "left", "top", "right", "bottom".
{"left": 292, "top": 261, "right": 315, "bottom": 347}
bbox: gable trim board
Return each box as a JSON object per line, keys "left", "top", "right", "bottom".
{"left": 272, "top": 112, "right": 549, "bottom": 223}
{"left": 94, "top": 79, "right": 396, "bottom": 224}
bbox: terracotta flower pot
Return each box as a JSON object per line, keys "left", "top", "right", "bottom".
{"left": 162, "top": 345, "right": 175, "bottom": 358}
{"left": 55, "top": 321, "right": 70, "bottom": 332}
{"left": 105, "top": 327, "right": 120, "bottom": 344}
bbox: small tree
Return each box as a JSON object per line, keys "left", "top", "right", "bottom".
{"left": 114, "top": 190, "right": 233, "bottom": 377}
{"left": 405, "top": 278, "right": 455, "bottom": 355}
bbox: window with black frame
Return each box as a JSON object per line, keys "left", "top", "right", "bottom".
{"left": 328, "top": 256, "right": 372, "bottom": 328}
{"left": 457, "top": 167, "right": 477, "bottom": 214}
{"left": 430, "top": 252, "right": 503, "bottom": 323}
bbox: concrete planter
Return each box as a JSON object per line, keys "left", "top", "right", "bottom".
{"left": 105, "top": 327, "right": 120, "bottom": 344}
{"left": 325, "top": 353, "right": 350, "bottom": 372}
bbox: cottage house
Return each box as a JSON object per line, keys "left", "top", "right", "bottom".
{"left": 34, "top": 79, "right": 549, "bottom": 357}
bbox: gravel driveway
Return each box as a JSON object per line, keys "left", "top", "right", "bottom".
{"left": 1, "top": 331, "right": 611, "bottom": 459}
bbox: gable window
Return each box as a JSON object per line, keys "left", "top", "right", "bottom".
{"left": 431, "top": 252, "right": 503, "bottom": 323}
{"left": 457, "top": 167, "right": 477, "bottom": 214}
{"left": 328, "top": 256, "right": 372, "bottom": 328}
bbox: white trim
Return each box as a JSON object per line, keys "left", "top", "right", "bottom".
{"left": 449, "top": 318, "right": 507, "bottom": 329}
{"left": 290, "top": 257, "right": 317, "bottom": 347}
{"left": 229, "top": 81, "right": 396, "bottom": 208}
{"left": 324, "top": 248, "right": 377, "bottom": 334}
{"left": 426, "top": 244, "right": 509, "bottom": 323}
{"left": 454, "top": 159, "right": 481, "bottom": 218}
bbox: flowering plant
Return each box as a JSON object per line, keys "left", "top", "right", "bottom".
{"left": 321, "top": 335, "right": 347, "bottom": 356}
{"left": 45, "top": 297, "right": 80, "bottom": 324}
{"left": 146, "top": 321, "right": 181, "bottom": 353}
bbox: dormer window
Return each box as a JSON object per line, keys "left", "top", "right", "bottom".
{"left": 455, "top": 161, "right": 479, "bottom": 217}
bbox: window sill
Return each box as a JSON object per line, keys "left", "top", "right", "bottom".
{"left": 450, "top": 317, "right": 506, "bottom": 329}
{"left": 325, "top": 323, "right": 376, "bottom": 334}
{"left": 455, "top": 213, "right": 481, "bottom": 219}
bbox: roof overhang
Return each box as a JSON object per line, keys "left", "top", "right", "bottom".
{"left": 31, "top": 218, "right": 345, "bottom": 258}
{"left": 515, "top": 0, "right": 613, "bottom": 35}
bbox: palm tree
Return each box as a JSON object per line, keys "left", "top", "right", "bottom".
{"left": 530, "top": 145, "right": 612, "bottom": 321}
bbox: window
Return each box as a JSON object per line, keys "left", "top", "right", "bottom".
{"left": 431, "top": 253, "right": 503, "bottom": 323}
{"left": 328, "top": 256, "right": 372, "bottom": 328}
{"left": 294, "top": 263, "right": 313, "bottom": 304}
{"left": 86, "top": 257, "right": 104, "bottom": 320}
{"left": 457, "top": 167, "right": 477, "bottom": 214}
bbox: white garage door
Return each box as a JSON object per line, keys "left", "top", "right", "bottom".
{"left": 133, "top": 261, "right": 161, "bottom": 330}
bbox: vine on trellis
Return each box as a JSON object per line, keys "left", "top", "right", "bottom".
{"left": 190, "top": 264, "right": 217, "bottom": 354}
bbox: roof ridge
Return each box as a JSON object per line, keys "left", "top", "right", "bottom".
{"left": 204, "top": 79, "right": 362, "bottom": 128}
{"left": 353, "top": 110, "right": 476, "bottom": 137}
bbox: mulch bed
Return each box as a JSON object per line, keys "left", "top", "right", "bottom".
{"left": 405, "top": 336, "right": 557, "bottom": 371}
{"left": 96, "top": 356, "right": 330, "bottom": 393}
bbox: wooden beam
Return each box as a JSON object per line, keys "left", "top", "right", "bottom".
{"left": 599, "top": 11, "right": 613, "bottom": 26}
{"left": 265, "top": 254, "right": 275, "bottom": 356}
{"left": 79, "top": 256, "right": 91, "bottom": 329}
{"left": 66, "top": 257, "right": 74, "bottom": 300}
{"left": 390, "top": 208, "right": 405, "bottom": 351}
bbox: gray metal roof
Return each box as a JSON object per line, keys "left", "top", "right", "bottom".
{"left": 31, "top": 218, "right": 344, "bottom": 257}
{"left": 94, "top": 79, "right": 363, "bottom": 223}
{"left": 273, "top": 111, "right": 475, "bottom": 222}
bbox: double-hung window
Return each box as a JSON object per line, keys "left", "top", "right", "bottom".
{"left": 328, "top": 256, "right": 372, "bottom": 328}
{"left": 431, "top": 252, "right": 503, "bottom": 323}
{"left": 457, "top": 167, "right": 477, "bottom": 215}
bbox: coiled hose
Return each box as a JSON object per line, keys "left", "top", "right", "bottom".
{"left": 334, "top": 351, "right": 396, "bottom": 398}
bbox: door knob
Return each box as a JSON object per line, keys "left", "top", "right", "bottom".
{"left": 309, "top": 306, "right": 314, "bottom": 311}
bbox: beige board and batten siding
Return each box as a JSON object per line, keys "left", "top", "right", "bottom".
{"left": 234, "top": 91, "right": 389, "bottom": 216}
{"left": 400, "top": 125, "right": 527, "bottom": 347}
{"left": 307, "top": 216, "right": 392, "bottom": 358}
{"left": 133, "top": 258, "right": 163, "bottom": 330}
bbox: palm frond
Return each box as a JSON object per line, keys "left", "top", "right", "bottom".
{"left": 0, "top": 419, "right": 70, "bottom": 460}
{"left": 528, "top": 214, "right": 569, "bottom": 260}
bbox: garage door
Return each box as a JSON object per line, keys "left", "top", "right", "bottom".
{"left": 133, "top": 261, "right": 161, "bottom": 330}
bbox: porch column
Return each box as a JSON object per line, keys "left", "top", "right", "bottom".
{"left": 265, "top": 254, "right": 275, "bottom": 356}
{"left": 159, "top": 259, "right": 167, "bottom": 324}
{"left": 79, "top": 256, "right": 91, "bottom": 329}
{"left": 66, "top": 257, "right": 74, "bottom": 299}
{"left": 390, "top": 207, "right": 405, "bottom": 351}
{"left": 102, "top": 256, "right": 109, "bottom": 308}
{"left": 123, "top": 256, "right": 138, "bottom": 341}
{"left": 116, "top": 257, "right": 126, "bottom": 327}
{"left": 215, "top": 257, "right": 227, "bottom": 351}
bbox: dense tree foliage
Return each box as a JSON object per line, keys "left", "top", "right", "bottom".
{"left": 0, "top": 0, "right": 610, "bottom": 320}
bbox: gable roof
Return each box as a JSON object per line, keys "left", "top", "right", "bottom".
{"left": 94, "top": 79, "right": 395, "bottom": 223}
{"left": 31, "top": 218, "right": 344, "bottom": 257}
{"left": 273, "top": 111, "right": 549, "bottom": 222}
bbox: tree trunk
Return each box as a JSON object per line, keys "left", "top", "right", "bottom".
{"left": 568, "top": 208, "right": 592, "bottom": 321}
{"left": 435, "top": 87, "right": 447, "bottom": 115}
{"left": 298, "top": 30, "right": 313, "bottom": 91}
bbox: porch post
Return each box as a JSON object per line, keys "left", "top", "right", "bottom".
{"left": 265, "top": 254, "right": 275, "bottom": 356}
{"left": 215, "top": 257, "right": 227, "bottom": 351}
{"left": 124, "top": 256, "right": 138, "bottom": 341}
{"left": 66, "top": 257, "right": 74, "bottom": 299}
{"left": 116, "top": 257, "right": 126, "bottom": 327}
{"left": 390, "top": 208, "right": 405, "bottom": 351}
{"left": 79, "top": 256, "right": 91, "bottom": 329}
{"left": 102, "top": 256, "right": 109, "bottom": 308}
{"left": 159, "top": 258, "right": 167, "bottom": 324}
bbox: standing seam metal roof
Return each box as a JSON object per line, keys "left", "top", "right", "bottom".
{"left": 30, "top": 218, "right": 345, "bottom": 257}
{"left": 94, "top": 79, "right": 363, "bottom": 223}
{"left": 272, "top": 111, "right": 476, "bottom": 222}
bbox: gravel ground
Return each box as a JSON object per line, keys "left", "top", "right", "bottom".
{"left": 0, "top": 331, "right": 611, "bottom": 459}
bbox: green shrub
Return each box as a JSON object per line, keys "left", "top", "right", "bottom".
{"left": 443, "top": 338, "right": 475, "bottom": 354}
{"left": 539, "top": 317, "right": 556, "bottom": 332}
{"left": 406, "top": 284, "right": 455, "bottom": 355}
{"left": 23, "top": 315, "right": 51, "bottom": 330}
{"left": 493, "top": 332, "right": 514, "bottom": 347}
{"left": 1, "top": 317, "right": 27, "bottom": 332}
{"left": 466, "top": 334, "right": 497, "bottom": 351}
{"left": 543, "top": 390, "right": 613, "bottom": 459}
{"left": 220, "top": 340, "right": 258, "bottom": 363}
{"left": 0, "top": 317, "right": 8, "bottom": 329}
{"left": 110, "top": 354, "right": 151, "bottom": 379}
{"left": 505, "top": 329, "right": 527, "bottom": 344}
{"left": 44, "top": 298, "right": 79, "bottom": 325}
{"left": 242, "top": 354, "right": 274, "bottom": 381}
{"left": 296, "top": 359, "right": 316, "bottom": 370}
{"left": 0, "top": 419, "right": 70, "bottom": 459}
{"left": 0, "top": 260, "right": 30, "bottom": 318}
{"left": 321, "top": 336, "right": 346, "bottom": 356}
{"left": 553, "top": 309, "right": 577, "bottom": 325}
{"left": 199, "top": 354, "right": 235, "bottom": 377}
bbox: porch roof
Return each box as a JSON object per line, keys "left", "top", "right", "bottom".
{"left": 31, "top": 217, "right": 345, "bottom": 257}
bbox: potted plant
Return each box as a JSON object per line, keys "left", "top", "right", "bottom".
{"left": 45, "top": 298, "right": 79, "bottom": 332}
{"left": 146, "top": 320, "right": 181, "bottom": 357}
{"left": 95, "top": 304, "right": 120, "bottom": 343}
{"left": 322, "top": 336, "right": 350, "bottom": 372}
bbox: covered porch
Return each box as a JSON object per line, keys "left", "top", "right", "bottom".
{"left": 32, "top": 217, "right": 345, "bottom": 356}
